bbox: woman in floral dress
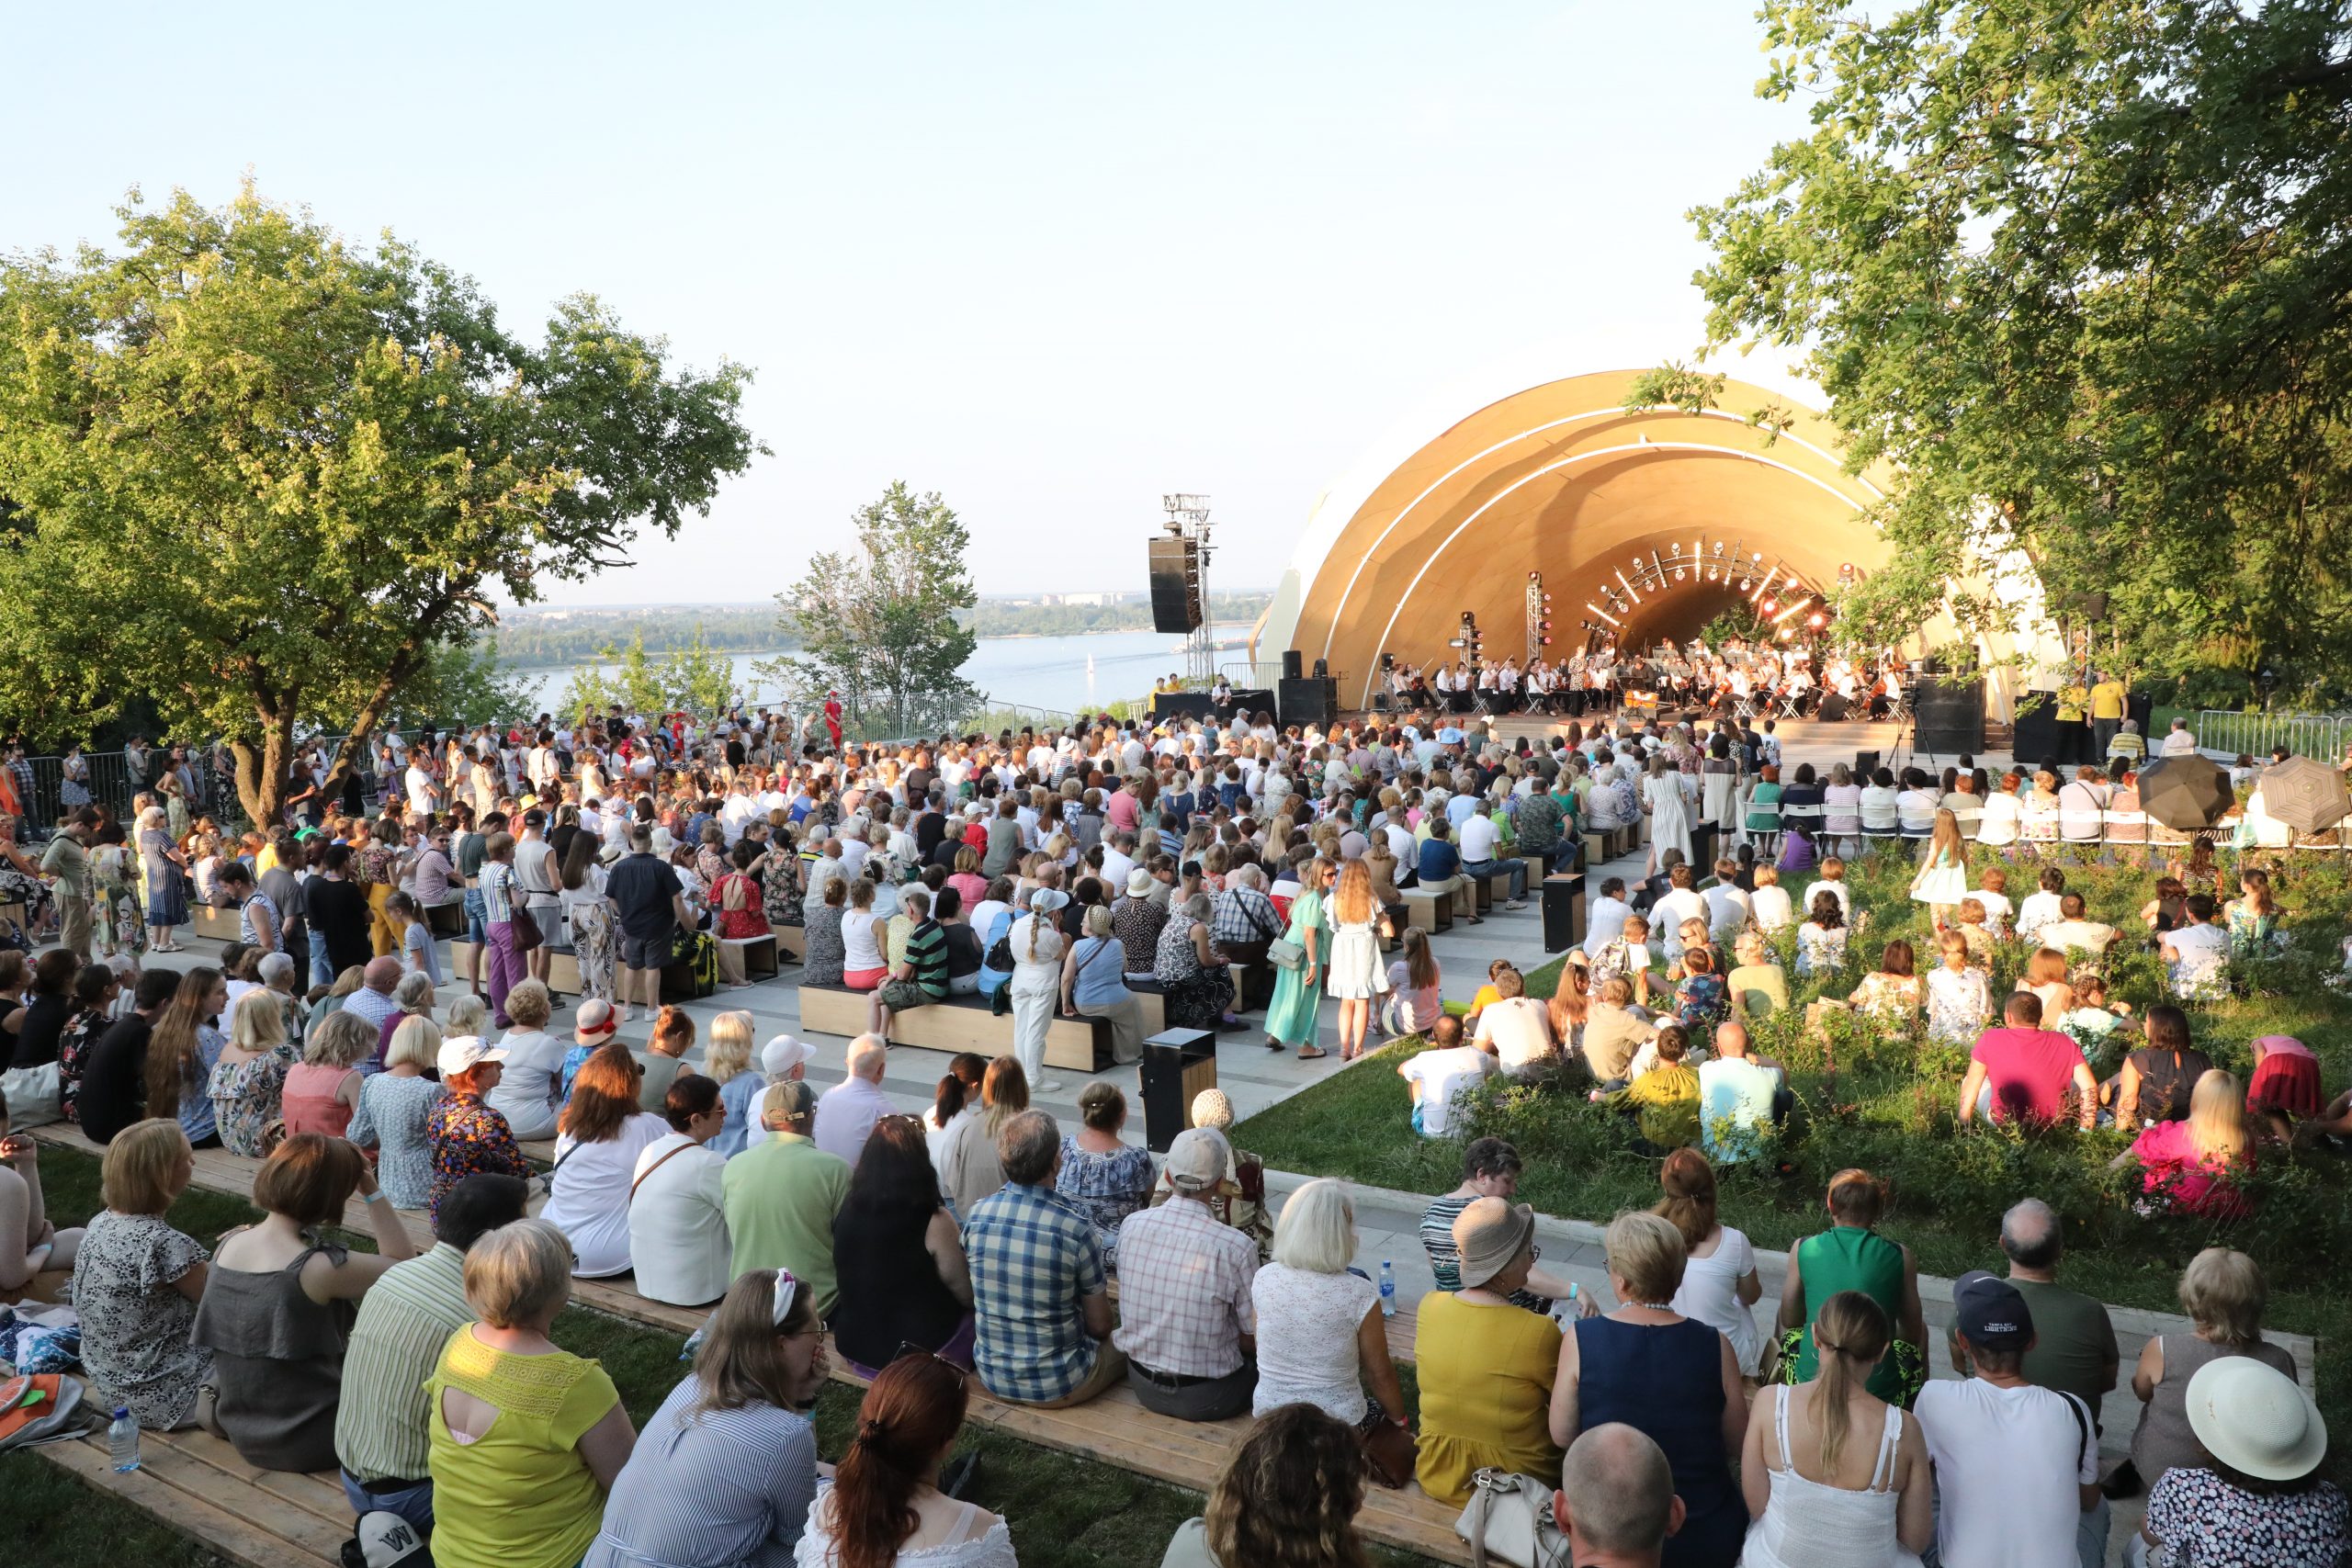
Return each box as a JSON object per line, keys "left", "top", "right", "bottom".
{"left": 89, "top": 819, "right": 146, "bottom": 958}
{"left": 138, "top": 807, "right": 188, "bottom": 952}
{"left": 207, "top": 990, "right": 297, "bottom": 1158}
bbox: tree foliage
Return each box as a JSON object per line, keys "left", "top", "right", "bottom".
{"left": 0, "top": 180, "right": 762, "bottom": 823}
{"left": 758, "top": 482, "right": 980, "bottom": 740}
{"left": 1690, "top": 0, "right": 2352, "bottom": 700}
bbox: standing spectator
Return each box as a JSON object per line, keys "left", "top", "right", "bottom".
{"left": 1775, "top": 1169, "right": 1928, "bottom": 1409}
{"left": 814, "top": 1032, "right": 894, "bottom": 1168}
{"left": 2134, "top": 1359, "right": 2346, "bottom": 1568}
{"left": 333, "top": 1173, "right": 528, "bottom": 1532}
{"left": 582, "top": 1269, "right": 830, "bottom": 1568}
{"left": 1114, "top": 1128, "right": 1259, "bottom": 1421}
{"left": 1958, "top": 993, "right": 2099, "bottom": 1130}
{"left": 1996, "top": 1199, "right": 2120, "bottom": 1453}
{"left": 1007, "top": 888, "right": 1070, "bottom": 1091}
{"left": 607, "top": 823, "right": 689, "bottom": 1024}
{"left": 40, "top": 810, "right": 96, "bottom": 962}
{"left": 628, "top": 1073, "right": 732, "bottom": 1308}
{"left": 1914, "top": 1272, "right": 2101, "bottom": 1568}
{"left": 424, "top": 1219, "right": 636, "bottom": 1568}
{"left": 1551, "top": 1212, "right": 1748, "bottom": 1568}
{"left": 722, "top": 1080, "right": 852, "bottom": 1317}
{"left": 2087, "top": 669, "right": 2128, "bottom": 758}
{"left": 305, "top": 846, "right": 376, "bottom": 983}
{"left": 1159, "top": 1404, "right": 1371, "bottom": 1568}
{"left": 830, "top": 1115, "right": 975, "bottom": 1378}
{"left": 966, "top": 1110, "right": 1125, "bottom": 1407}
{"left": 70, "top": 1120, "right": 213, "bottom": 1429}
{"left": 2115, "top": 1248, "right": 2301, "bottom": 1497}
{"left": 1264, "top": 856, "right": 1336, "bottom": 1059}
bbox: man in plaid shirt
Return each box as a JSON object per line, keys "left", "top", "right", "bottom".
{"left": 964, "top": 1111, "right": 1125, "bottom": 1406}
{"left": 1210, "top": 863, "right": 1284, "bottom": 988}
{"left": 1113, "top": 1128, "right": 1259, "bottom": 1420}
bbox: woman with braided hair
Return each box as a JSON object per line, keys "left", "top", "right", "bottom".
{"left": 794, "top": 1351, "right": 1012, "bottom": 1565}
{"left": 1160, "top": 1402, "right": 1373, "bottom": 1568}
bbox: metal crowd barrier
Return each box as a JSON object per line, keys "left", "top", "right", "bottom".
{"left": 2195, "top": 710, "right": 2352, "bottom": 762}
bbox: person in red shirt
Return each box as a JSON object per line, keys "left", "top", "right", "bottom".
{"left": 1958, "top": 992, "right": 2098, "bottom": 1129}
{"left": 823, "top": 692, "right": 844, "bottom": 750}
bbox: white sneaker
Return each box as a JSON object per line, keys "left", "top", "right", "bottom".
{"left": 1504, "top": 898, "right": 1527, "bottom": 910}
{"left": 1038, "top": 1079, "right": 1068, "bottom": 1093}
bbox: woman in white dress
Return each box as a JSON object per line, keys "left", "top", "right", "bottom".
{"left": 797, "top": 1353, "right": 1014, "bottom": 1567}
{"left": 1738, "top": 1290, "right": 1930, "bottom": 1568}
{"left": 538, "top": 1043, "right": 670, "bottom": 1279}
{"left": 1657, "top": 1150, "right": 1763, "bottom": 1378}
{"left": 1006, "top": 888, "right": 1069, "bottom": 1095}
{"left": 1907, "top": 810, "right": 1970, "bottom": 932}
{"left": 1323, "top": 860, "right": 1391, "bottom": 1063}
{"left": 1642, "top": 753, "right": 1695, "bottom": 874}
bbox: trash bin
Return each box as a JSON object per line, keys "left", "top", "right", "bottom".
{"left": 1139, "top": 1028, "right": 1218, "bottom": 1153}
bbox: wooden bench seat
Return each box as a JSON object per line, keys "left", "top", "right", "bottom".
{"left": 447, "top": 940, "right": 583, "bottom": 997}
{"left": 796, "top": 982, "right": 1134, "bottom": 1073}
{"left": 191, "top": 904, "right": 242, "bottom": 942}
{"left": 27, "top": 1122, "right": 1472, "bottom": 1564}
{"left": 720, "top": 931, "right": 780, "bottom": 978}
{"left": 1399, "top": 886, "right": 1453, "bottom": 934}
{"left": 777, "top": 924, "right": 807, "bottom": 961}
{"left": 424, "top": 896, "right": 466, "bottom": 936}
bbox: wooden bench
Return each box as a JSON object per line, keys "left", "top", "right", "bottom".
{"left": 1399, "top": 886, "right": 1453, "bottom": 934}
{"left": 447, "top": 940, "right": 582, "bottom": 997}
{"left": 424, "top": 896, "right": 466, "bottom": 937}
{"left": 25, "top": 1123, "right": 1474, "bottom": 1565}
{"left": 720, "top": 931, "right": 779, "bottom": 978}
{"left": 797, "top": 983, "right": 1123, "bottom": 1072}
{"left": 192, "top": 904, "right": 242, "bottom": 941}
{"left": 776, "top": 923, "right": 807, "bottom": 962}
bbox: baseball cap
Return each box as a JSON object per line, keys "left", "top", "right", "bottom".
{"left": 435, "top": 1035, "right": 508, "bottom": 1078}
{"left": 762, "top": 1033, "right": 816, "bottom": 1076}
{"left": 1163, "top": 1127, "right": 1227, "bottom": 1191}
{"left": 348, "top": 1511, "right": 431, "bottom": 1568}
{"left": 1952, "top": 1269, "right": 2035, "bottom": 1351}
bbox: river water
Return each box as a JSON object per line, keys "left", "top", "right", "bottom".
{"left": 510, "top": 626, "right": 1253, "bottom": 718}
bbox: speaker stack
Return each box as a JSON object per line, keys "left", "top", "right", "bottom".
{"left": 1911, "top": 675, "right": 1986, "bottom": 755}
{"left": 1278, "top": 674, "right": 1338, "bottom": 728}
{"left": 1147, "top": 536, "right": 1203, "bottom": 633}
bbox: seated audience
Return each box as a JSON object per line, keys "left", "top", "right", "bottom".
{"left": 967, "top": 1110, "right": 1124, "bottom": 1407}
{"left": 583, "top": 1268, "right": 828, "bottom": 1568}
{"left": 1551, "top": 1211, "right": 1747, "bottom": 1568}
{"left": 1926, "top": 930, "right": 1994, "bottom": 1045}
{"left": 1794, "top": 892, "right": 1849, "bottom": 978}
{"left": 280, "top": 1009, "right": 373, "bottom": 1140}
{"left": 0, "top": 1086, "right": 81, "bottom": 1295}
{"left": 208, "top": 987, "right": 298, "bottom": 1157}
{"left": 1159, "top": 1403, "right": 1370, "bottom": 1568}
{"left": 72, "top": 966, "right": 181, "bottom": 1145}
{"left": 1056, "top": 1081, "right": 1156, "bottom": 1258}
{"left": 723, "top": 1079, "right": 853, "bottom": 1316}
{"left": 1581, "top": 977, "right": 1658, "bottom": 1091}
{"left": 1474, "top": 967, "right": 1560, "bottom": 1080}
{"left": 1724, "top": 931, "right": 1789, "bottom": 1024}
{"left": 352, "top": 1016, "right": 450, "bottom": 1211}
{"left": 2120, "top": 1068, "right": 2255, "bottom": 1218}
{"left": 702, "top": 1010, "right": 764, "bottom": 1156}
{"left": 831, "top": 1113, "right": 975, "bottom": 1378}
{"left": 482, "top": 979, "right": 564, "bottom": 1141}
{"left": 334, "top": 1173, "right": 529, "bottom": 1530}
{"left": 2157, "top": 894, "right": 2229, "bottom": 1000}
{"left": 1996, "top": 1199, "right": 2121, "bottom": 1454}
{"left": 425, "top": 1218, "right": 635, "bottom": 1568}
{"left": 1737, "top": 1290, "right": 1931, "bottom": 1568}
{"left": 1114, "top": 1128, "right": 1259, "bottom": 1421}
{"left": 1414, "top": 1196, "right": 1566, "bottom": 1506}
{"left": 796, "top": 1353, "right": 1010, "bottom": 1564}
{"left": 1913, "top": 1271, "right": 2102, "bottom": 1568}
{"left": 1958, "top": 992, "right": 2098, "bottom": 1130}
{"left": 1556, "top": 1424, "right": 1686, "bottom": 1568}
{"left": 871, "top": 886, "right": 949, "bottom": 1040}
{"left": 1597, "top": 1024, "right": 1701, "bottom": 1152}
{"left": 2113, "top": 1004, "right": 2213, "bottom": 1130}
{"left": 938, "top": 1056, "right": 1028, "bottom": 1217}
{"left": 1400, "top": 1014, "right": 1498, "bottom": 1137}
{"left": 541, "top": 1043, "right": 669, "bottom": 1279}
{"left": 1419, "top": 1135, "right": 1573, "bottom": 1311}
{"left": 1061, "top": 903, "right": 1148, "bottom": 1065}
{"left": 2117, "top": 1248, "right": 2301, "bottom": 1497}
{"left": 817, "top": 1032, "right": 895, "bottom": 1168}
{"left": 72, "top": 1119, "right": 212, "bottom": 1428}
{"left": 633, "top": 1005, "right": 695, "bottom": 1113}
{"left": 628, "top": 1073, "right": 732, "bottom": 1307}
{"left": 1775, "top": 1169, "right": 1928, "bottom": 1409}
{"left": 1250, "top": 1179, "right": 1410, "bottom": 1479}
{"left": 2137, "top": 1359, "right": 2348, "bottom": 1568}
{"left": 1694, "top": 1021, "right": 1789, "bottom": 1164}
{"left": 195, "top": 1134, "right": 418, "bottom": 1472}
{"left": 1655, "top": 1151, "right": 1762, "bottom": 1380}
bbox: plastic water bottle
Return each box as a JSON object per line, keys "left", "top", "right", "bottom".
{"left": 1378, "top": 1260, "right": 1396, "bottom": 1317}
{"left": 107, "top": 1408, "right": 140, "bottom": 1473}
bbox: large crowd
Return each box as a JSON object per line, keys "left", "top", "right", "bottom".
{"left": 0, "top": 695, "right": 2343, "bottom": 1568}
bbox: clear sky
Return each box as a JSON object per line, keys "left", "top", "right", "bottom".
{"left": 11, "top": 2, "right": 1817, "bottom": 604}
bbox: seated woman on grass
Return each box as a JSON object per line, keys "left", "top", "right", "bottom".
{"left": 1592, "top": 1023, "right": 1701, "bottom": 1154}
{"left": 1807, "top": 939, "right": 1921, "bottom": 1037}
{"left": 2116, "top": 1069, "right": 2256, "bottom": 1219}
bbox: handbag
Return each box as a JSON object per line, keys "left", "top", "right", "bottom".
{"left": 511, "top": 906, "right": 545, "bottom": 953}
{"left": 1453, "top": 1468, "right": 1571, "bottom": 1568}
{"left": 1357, "top": 1415, "right": 1417, "bottom": 1490}
{"left": 1268, "top": 937, "right": 1306, "bottom": 971}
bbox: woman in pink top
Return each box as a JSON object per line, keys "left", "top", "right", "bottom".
{"left": 279, "top": 1010, "right": 375, "bottom": 1141}
{"left": 2120, "top": 1070, "right": 2253, "bottom": 1219}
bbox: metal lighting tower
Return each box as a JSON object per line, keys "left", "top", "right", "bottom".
{"left": 1162, "top": 493, "right": 1216, "bottom": 683}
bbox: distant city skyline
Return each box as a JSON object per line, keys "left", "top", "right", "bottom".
{"left": 11, "top": 3, "right": 1820, "bottom": 603}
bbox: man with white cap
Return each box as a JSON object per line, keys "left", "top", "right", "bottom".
{"left": 1113, "top": 1127, "right": 1260, "bottom": 1421}
{"left": 1914, "top": 1270, "right": 2102, "bottom": 1568}
{"left": 2132, "top": 1358, "right": 2344, "bottom": 1567}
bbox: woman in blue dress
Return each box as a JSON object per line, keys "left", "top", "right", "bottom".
{"left": 1263, "top": 856, "right": 1333, "bottom": 1060}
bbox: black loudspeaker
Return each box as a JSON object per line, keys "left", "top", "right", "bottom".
{"left": 2080, "top": 591, "right": 2109, "bottom": 622}
{"left": 1281, "top": 649, "right": 1305, "bottom": 681}
{"left": 1541, "top": 872, "right": 1586, "bottom": 953}
{"left": 1912, "top": 675, "right": 1986, "bottom": 755}
{"left": 1312, "top": 658, "right": 1329, "bottom": 679}
{"left": 1854, "top": 750, "right": 1881, "bottom": 780}
{"left": 1138, "top": 1029, "right": 1218, "bottom": 1153}
{"left": 1818, "top": 693, "right": 1851, "bottom": 722}
{"left": 1277, "top": 675, "right": 1336, "bottom": 728}
{"left": 2011, "top": 700, "right": 2062, "bottom": 764}
{"left": 1147, "top": 537, "right": 1202, "bottom": 633}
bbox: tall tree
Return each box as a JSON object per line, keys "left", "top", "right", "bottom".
{"left": 0, "top": 181, "right": 763, "bottom": 823}
{"left": 759, "top": 482, "right": 979, "bottom": 739}
{"left": 1690, "top": 0, "right": 2352, "bottom": 700}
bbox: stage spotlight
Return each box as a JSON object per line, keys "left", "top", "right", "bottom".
{"left": 1762, "top": 598, "right": 1777, "bottom": 614}
{"left": 1777, "top": 627, "right": 1794, "bottom": 640}
{"left": 1739, "top": 578, "right": 1752, "bottom": 592}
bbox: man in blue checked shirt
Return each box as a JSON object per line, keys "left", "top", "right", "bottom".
{"left": 964, "top": 1110, "right": 1125, "bottom": 1406}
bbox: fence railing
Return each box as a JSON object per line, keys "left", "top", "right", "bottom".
{"left": 2196, "top": 710, "right": 2352, "bottom": 762}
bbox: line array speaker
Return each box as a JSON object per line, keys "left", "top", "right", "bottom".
{"left": 1146, "top": 537, "right": 1202, "bottom": 633}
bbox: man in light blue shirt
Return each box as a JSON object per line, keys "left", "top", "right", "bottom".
{"left": 1695, "top": 1021, "right": 1791, "bottom": 1163}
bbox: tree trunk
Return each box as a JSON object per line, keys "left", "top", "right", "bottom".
{"left": 230, "top": 707, "right": 297, "bottom": 830}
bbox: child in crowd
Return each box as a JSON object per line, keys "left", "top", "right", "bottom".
{"left": 2057, "top": 973, "right": 2132, "bottom": 1069}
{"left": 388, "top": 891, "right": 442, "bottom": 985}
{"left": 1465, "top": 959, "right": 1515, "bottom": 1025}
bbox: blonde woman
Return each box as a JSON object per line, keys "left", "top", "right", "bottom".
{"left": 1324, "top": 860, "right": 1392, "bottom": 1062}
{"left": 702, "top": 1010, "right": 763, "bottom": 1156}
{"left": 1060, "top": 904, "right": 1146, "bottom": 1066}
{"left": 2119, "top": 1070, "right": 2256, "bottom": 1218}
{"left": 348, "top": 1017, "right": 447, "bottom": 1211}
{"left": 209, "top": 988, "right": 297, "bottom": 1157}
{"left": 939, "top": 1057, "right": 1030, "bottom": 1217}
{"left": 1265, "top": 857, "right": 1335, "bottom": 1061}
{"left": 279, "top": 1009, "right": 374, "bottom": 1141}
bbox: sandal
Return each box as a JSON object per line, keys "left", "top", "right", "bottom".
{"left": 1297, "top": 1045, "right": 1329, "bottom": 1059}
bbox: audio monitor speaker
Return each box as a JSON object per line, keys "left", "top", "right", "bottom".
{"left": 1277, "top": 675, "right": 1337, "bottom": 728}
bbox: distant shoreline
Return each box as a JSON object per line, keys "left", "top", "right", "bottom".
{"left": 495, "top": 622, "right": 1255, "bottom": 672}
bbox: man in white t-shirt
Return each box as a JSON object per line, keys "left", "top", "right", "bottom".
{"left": 1798, "top": 861, "right": 1851, "bottom": 923}
{"left": 403, "top": 760, "right": 438, "bottom": 817}
{"left": 1456, "top": 808, "right": 1527, "bottom": 908}
{"left": 2037, "top": 895, "right": 2117, "bottom": 959}
{"left": 1700, "top": 857, "right": 1750, "bottom": 940}
{"left": 1470, "top": 973, "right": 1555, "bottom": 1080}
{"left": 1915, "top": 1271, "right": 2102, "bottom": 1568}
{"left": 1398, "top": 1019, "right": 1498, "bottom": 1137}
{"left": 2159, "top": 716, "right": 2198, "bottom": 756}
{"left": 2015, "top": 869, "right": 2066, "bottom": 944}
{"left": 1649, "top": 864, "right": 1708, "bottom": 962}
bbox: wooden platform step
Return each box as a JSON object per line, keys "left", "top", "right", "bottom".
{"left": 44, "top": 1424, "right": 350, "bottom": 1568}
{"left": 28, "top": 1123, "right": 1467, "bottom": 1563}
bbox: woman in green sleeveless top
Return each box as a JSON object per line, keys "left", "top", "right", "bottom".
{"left": 1771, "top": 1168, "right": 1928, "bottom": 1405}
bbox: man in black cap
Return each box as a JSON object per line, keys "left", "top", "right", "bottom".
{"left": 1914, "top": 1270, "right": 2103, "bottom": 1568}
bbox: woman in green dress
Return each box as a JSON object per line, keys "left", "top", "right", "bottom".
{"left": 1263, "top": 856, "right": 1334, "bottom": 1060}
{"left": 1770, "top": 1168, "right": 1928, "bottom": 1405}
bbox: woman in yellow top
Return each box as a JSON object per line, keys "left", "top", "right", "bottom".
{"left": 1596, "top": 1025, "right": 1702, "bottom": 1152}
{"left": 427, "top": 1217, "right": 636, "bottom": 1568}
{"left": 1413, "top": 1196, "right": 1581, "bottom": 1506}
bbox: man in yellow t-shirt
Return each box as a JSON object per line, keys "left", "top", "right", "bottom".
{"left": 2054, "top": 682, "right": 2089, "bottom": 765}
{"left": 2087, "top": 670, "right": 2128, "bottom": 759}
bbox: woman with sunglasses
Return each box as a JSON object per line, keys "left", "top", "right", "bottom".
{"left": 797, "top": 1351, "right": 1012, "bottom": 1565}
{"left": 585, "top": 1268, "right": 827, "bottom": 1566}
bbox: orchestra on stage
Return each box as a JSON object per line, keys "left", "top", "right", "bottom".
{"left": 1373, "top": 637, "right": 1911, "bottom": 723}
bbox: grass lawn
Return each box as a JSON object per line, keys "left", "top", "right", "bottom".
{"left": 1237, "top": 844, "right": 2352, "bottom": 1480}
{"left": 5, "top": 1145, "right": 1442, "bottom": 1568}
